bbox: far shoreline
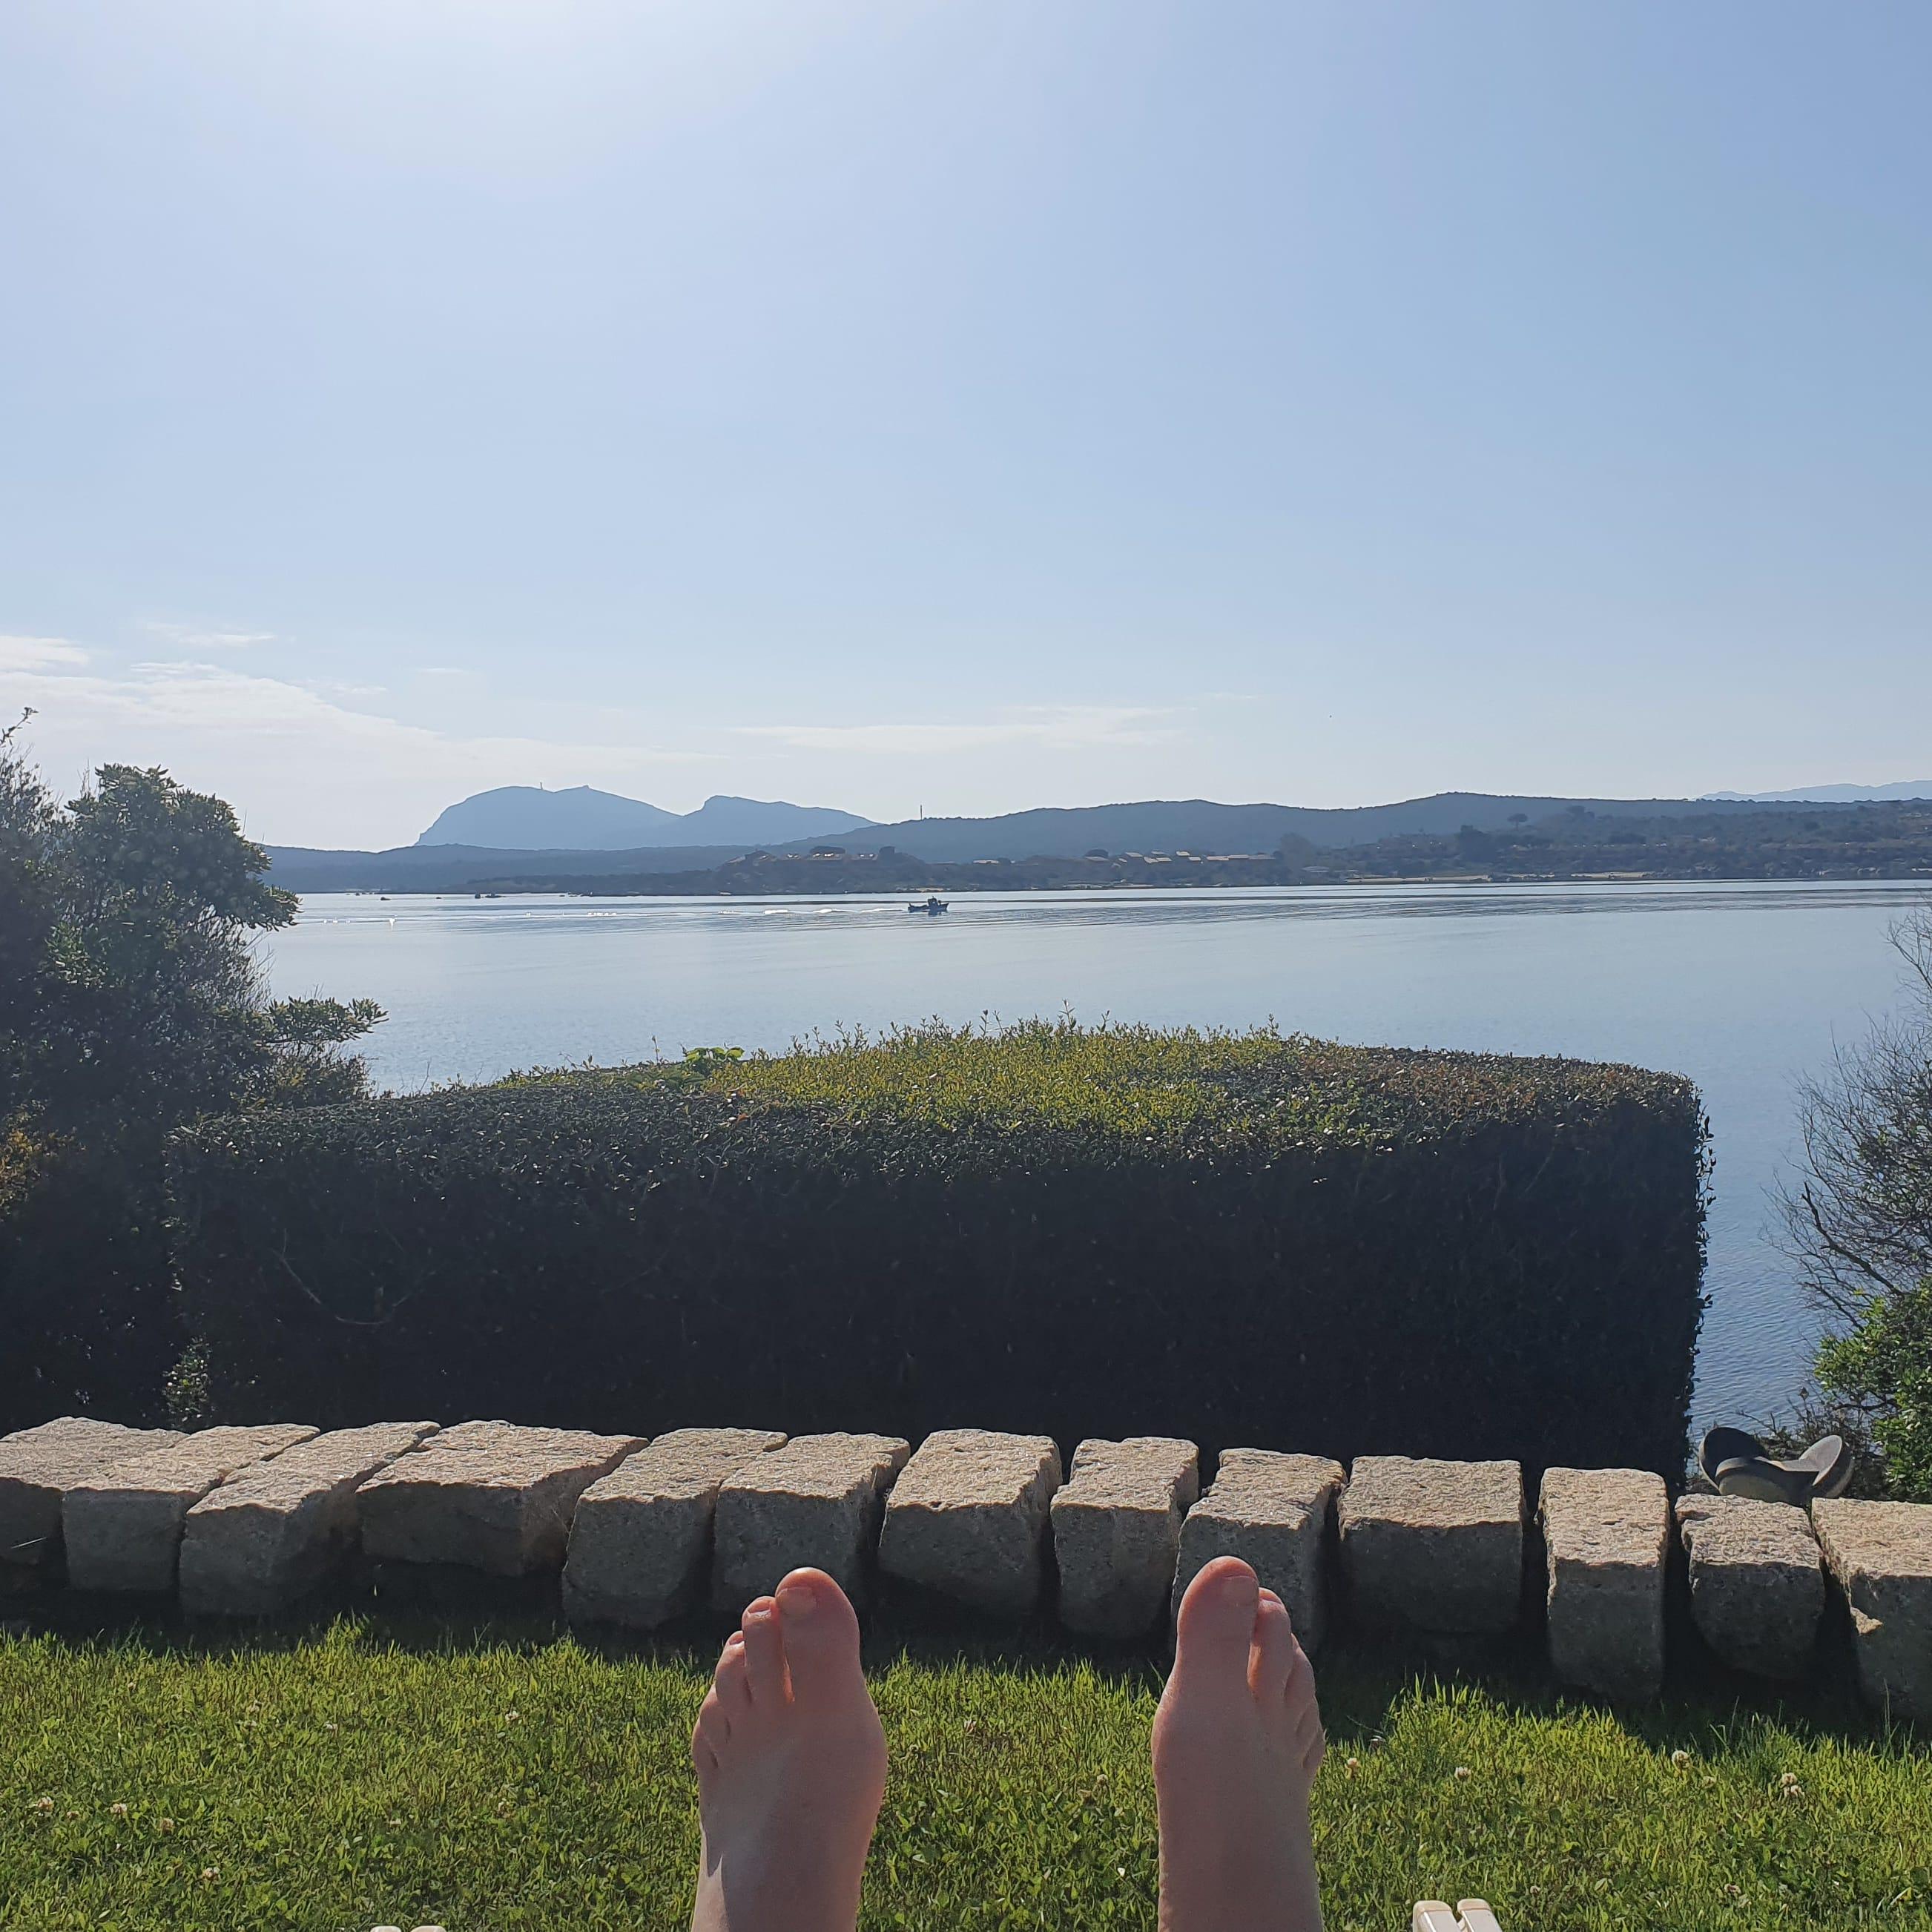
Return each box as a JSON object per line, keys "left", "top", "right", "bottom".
{"left": 339, "top": 863, "right": 1932, "bottom": 900}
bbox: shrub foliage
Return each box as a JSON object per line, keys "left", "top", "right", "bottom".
{"left": 1813, "top": 1279, "right": 1932, "bottom": 1501}
{"left": 171, "top": 1023, "right": 1707, "bottom": 1473}
{"left": 0, "top": 725, "right": 380, "bottom": 1428}
{"left": 1781, "top": 904, "right": 1932, "bottom": 1500}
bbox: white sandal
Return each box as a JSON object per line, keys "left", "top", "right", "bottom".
{"left": 1412, "top": 1904, "right": 1505, "bottom": 1932}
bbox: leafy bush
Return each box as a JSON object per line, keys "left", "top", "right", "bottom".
{"left": 0, "top": 725, "right": 381, "bottom": 1429}
{"left": 0, "top": 1137, "right": 181, "bottom": 1425}
{"left": 1782, "top": 904, "right": 1932, "bottom": 1500}
{"left": 1813, "top": 1280, "right": 1932, "bottom": 1502}
{"left": 171, "top": 1023, "right": 1707, "bottom": 1474}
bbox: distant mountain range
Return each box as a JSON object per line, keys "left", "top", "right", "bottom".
{"left": 774, "top": 791, "right": 1851, "bottom": 863}
{"left": 1703, "top": 781, "right": 1932, "bottom": 804}
{"left": 266, "top": 788, "right": 1879, "bottom": 892}
{"left": 417, "top": 785, "right": 874, "bottom": 849}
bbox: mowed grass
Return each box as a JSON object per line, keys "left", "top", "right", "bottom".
{"left": 1, "top": 1622, "right": 1928, "bottom": 1932}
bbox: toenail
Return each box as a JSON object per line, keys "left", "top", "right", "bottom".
{"left": 777, "top": 1578, "right": 819, "bottom": 1618}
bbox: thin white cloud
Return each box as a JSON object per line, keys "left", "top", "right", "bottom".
{"left": 7, "top": 650, "right": 715, "bottom": 845}
{"left": 736, "top": 704, "right": 1180, "bottom": 755}
{"left": 115, "top": 660, "right": 713, "bottom": 767}
{"left": 142, "top": 620, "right": 277, "bottom": 650}
{"left": 0, "top": 634, "right": 90, "bottom": 671}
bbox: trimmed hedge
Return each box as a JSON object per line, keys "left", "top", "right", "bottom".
{"left": 1, "top": 1134, "right": 184, "bottom": 1433}
{"left": 168, "top": 1023, "right": 1708, "bottom": 1474}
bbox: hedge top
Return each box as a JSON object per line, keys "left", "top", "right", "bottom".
{"left": 170, "top": 1020, "right": 1707, "bottom": 1243}
{"left": 283, "top": 1018, "right": 1702, "bottom": 1158}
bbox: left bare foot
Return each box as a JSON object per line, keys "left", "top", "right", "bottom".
{"left": 690, "top": 1567, "right": 887, "bottom": 1932}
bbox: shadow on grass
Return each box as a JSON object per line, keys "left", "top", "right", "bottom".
{"left": 5, "top": 1563, "right": 1916, "bottom": 1758}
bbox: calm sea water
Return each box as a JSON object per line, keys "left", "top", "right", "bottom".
{"left": 269, "top": 881, "right": 1930, "bottom": 1430}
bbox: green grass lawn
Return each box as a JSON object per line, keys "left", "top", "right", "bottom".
{"left": 1, "top": 1618, "right": 1928, "bottom": 1932}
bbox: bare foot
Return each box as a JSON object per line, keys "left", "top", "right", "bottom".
{"left": 690, "top": 1567, "right": 888, "bottom": 1932}
{"left": 1153, "top": 1555, "right": 1326, "bottom": 1932}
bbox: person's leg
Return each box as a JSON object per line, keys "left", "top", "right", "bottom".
{"left": 690, "top": 1567, "right": 888, "bottom": 1932}
{"left": 1153, "top": 1556, "right": 1326, "bottom": 1932}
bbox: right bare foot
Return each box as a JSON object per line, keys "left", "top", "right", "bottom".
{"left": 1153, "top": 1555, "right": 1326, "bottom": 1932}
{"left": 690, "top": 1567, "right": 888, "bottom": 1932}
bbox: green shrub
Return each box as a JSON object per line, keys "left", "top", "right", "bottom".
{"left": 0, "top": 731, "right": 381, "bottom": 1431}
{"left": 0, "top": 1137, "right": 180, "bottom": 1428}
{"left": 169, "top": 1023, "right": 1707, "bottom": 1473}
{"left": 1813, "top": 1279, "right": 1932, "bottom": 1501}
{"left": 1781, "top": 906, "right": 1932, "bottom": 1503}
{"left": 0, "top": 1124, "right": 185, "bottom": 1428}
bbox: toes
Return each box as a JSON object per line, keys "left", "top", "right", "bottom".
{"left": 1290, "top": 1692, "right": 1321, "bottom": 1754}
{"left": 693, "top": 1686, "right": 731, "bottom": 1763}
{"left": 1283, "top": 1636, "right": 1317, "bottom": 1717}
{"left": 1288, "top": 1649, "right": 1324, "bottom": 1773}
{"left": 1173, "top": 1556, "right": 1262, "bottom": 1693}
{"left": 773, "top": 1567, "right": 863, "bottom": 1709}
{"left": 739, "top": 1597, "right": 788, "bottom": 1706}
{"left": 1249, "top": 1589, "right": 1295, "bottom": 1702}
{"left": 1294, "top": 1695, "right": 1325, "bottom": 1775}
{"left": 712, "top": 1631, "right": 753, "bottom": 1720}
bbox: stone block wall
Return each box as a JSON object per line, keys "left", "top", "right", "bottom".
{"left": 5, "top": 1415, "right": 1927, "bottom": 1716}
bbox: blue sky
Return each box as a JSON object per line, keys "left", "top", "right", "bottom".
{"left": 3, "top": 1, "right": 1928, "bottom": 847}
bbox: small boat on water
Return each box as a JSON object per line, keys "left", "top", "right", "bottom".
{"left": 907, "top": 896, "right": 949, "bottom": 915}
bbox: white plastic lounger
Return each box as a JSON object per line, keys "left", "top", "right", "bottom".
{"left": 1413, "top": 1905, "right": 1505, "bottom": 1932}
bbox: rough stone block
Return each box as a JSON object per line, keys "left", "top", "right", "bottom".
{"left": 1173, "top": 1450, "right": 1345, "bottom": 1649}
{"left": 178, "top": 1422, "right": 440, "bottom": 1616}
{"left": 564, "top": 1428, "right": 786, "bottom": 1629}
{"left": 712, "top": 1432, "right": 910, "bottom": 1611}
{"left": 877, "top": 1430, "right": 1063, "bottom": 1615}
{"left": 62, "top": 1425, "right": 318, "bottom": 1594}
{"left": 1812, "top": 1497, "right": 1932, "bottom": 1719}
{"left": 0, "top": 1418, "right": 182, "bottom": 1572}
{"left": 1538, "top": 1467, "right": 1669, "bottom": 1700}
{"left": 357, "top": 1421, "right": 642, "bottom": 1576}
{"left": 1675, "top": 1494, "right": 1824, "bottom": 1679}
{"left": 1052, "top": 1437, "right": 1199, "bottom": 1638}
{"left": 1340, "top": 1456, "right": 1525, "bottom": 1636}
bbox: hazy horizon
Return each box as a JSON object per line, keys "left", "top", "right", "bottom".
{"left": 5, "top": 2, "right": 1928, "bottom": 847}
{"left": 283, "top": 774, "right": 1932, "bottom": 856}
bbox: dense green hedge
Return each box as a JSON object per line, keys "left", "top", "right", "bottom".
{"left": 168, "top": 1023, "right": 1708, "bottom": 1474}
{"left": 0, "top": 1135, "right": 184, "bottom": 1432}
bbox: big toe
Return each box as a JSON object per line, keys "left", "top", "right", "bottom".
{"left": 773, "top": 1568, "right": 865, "bottom": 1706}
{"left": 1173, "top": 1556, "right": 1262, "bottom": 1694}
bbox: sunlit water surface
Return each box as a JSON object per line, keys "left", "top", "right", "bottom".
{"left": 268, "top": 881, "right": 1931, "bottom": 1430}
